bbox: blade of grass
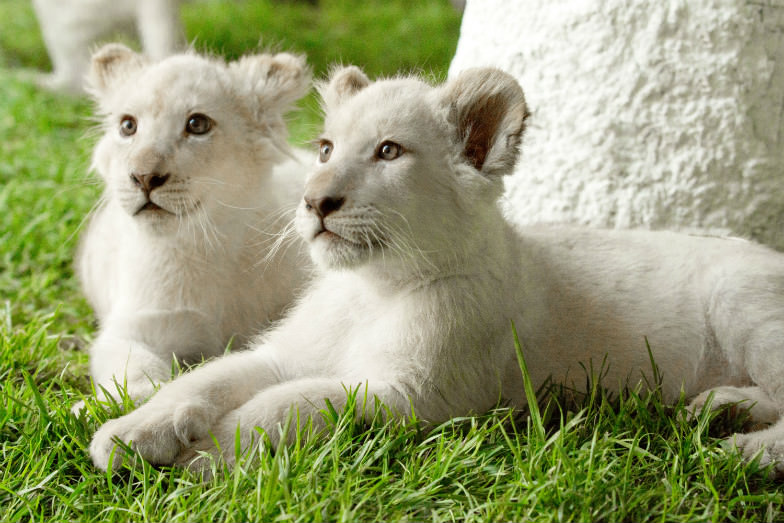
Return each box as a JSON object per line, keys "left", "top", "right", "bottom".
{"left": 511, "top": 320, "right": 544, "bottom": 441}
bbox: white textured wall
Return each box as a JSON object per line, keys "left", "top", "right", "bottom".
{"left": 450, "top": 0, "right": 784, "bottom": 249}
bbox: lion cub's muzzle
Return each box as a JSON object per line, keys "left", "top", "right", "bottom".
{"left": 130, "top": 172, "right": 172, "bottom": 215}
{"left": 303, "top": 195, "right": 345, "bottom": 238}
{"left": 304, "top": 196, "right": 345, "bottom": 219}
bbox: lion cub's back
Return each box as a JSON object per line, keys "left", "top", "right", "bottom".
{"left": 513, "top": 225, "right": 784, "bottom": 396}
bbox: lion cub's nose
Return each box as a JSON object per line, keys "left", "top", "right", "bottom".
{"left": 131, "top": 173, "right": 170, "bottom": 196}
{"left": 304, "top": 196, "right": 345, "bottom": 218}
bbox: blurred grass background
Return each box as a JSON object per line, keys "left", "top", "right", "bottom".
{"left": 0, "top": 0, "right": 462, "bottom": 76}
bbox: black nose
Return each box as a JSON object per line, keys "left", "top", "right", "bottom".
{"left": 131, "top": 173, "right": 170, "bottom": 195}
{"left": 304, "top": 196, "right": 345, "bottom": 218}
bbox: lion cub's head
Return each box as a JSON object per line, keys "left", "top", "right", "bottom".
{"left": 295, "top": 66, "right": 528, "bottom": 273}
{"left": 88, "top": 44, "right": 310, "bottom": 234}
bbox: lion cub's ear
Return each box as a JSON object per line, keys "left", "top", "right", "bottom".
{"left": 317, "top": 65, "right": 370, "bottom": 111}
{"left": 86, "top": 43, "right": 147, "bottom": 98}
{"left": 229, "top": 52, "right": 311, "bottom": 113}
{"left": 441, "top": 68, "right": 529, "bottom": 177}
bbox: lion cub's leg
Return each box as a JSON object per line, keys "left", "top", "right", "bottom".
{"left": 78, "top": 309, "right": 224, "bottom": 411}
{"left": 703, "top": 293, "right": 784, "bottom": 472}
{"left": 136, "top": 0, "right": 184, "bottom": 61}
{"left": 33, "top": 24, "right": 94, "bottom": 94}
{"left": 688, "top": 386, "right": 779, "bottom": 424}
{"left": 86, "top": 333, "right": 173, "bottom": 406}
{"left": 89, "top": 349, "right": 278, "bottom": 472}
{"left": 731, "top": 419, "right": 784, "bottom": 476}
{"left": 731, "top": 326, "right": 784, "bottom": 474}
{"left": 173, "top": 379, "right": 409, "bottom": 475}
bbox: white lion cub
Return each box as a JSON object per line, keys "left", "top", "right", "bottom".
{"left": 90, "top": 66, "right": 784, "bottom": 475}
{"left": 77, "top": 43, "right": 311, "bottom": 409}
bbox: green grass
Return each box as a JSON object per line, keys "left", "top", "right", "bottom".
{"left": 1, "top": 0, "right": 783, "bottom": 520}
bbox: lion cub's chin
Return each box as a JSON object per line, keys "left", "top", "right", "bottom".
{"left": 308, "top": 231, "right": 372, "bottom": 270}
{"left": 131, "top": 202, "right": 200, "bottom": 234}
{"left": 134, "top": 204, "right": 175, "bottom": 221}
{"left": 297, "top": 213, "right": 374, "bottom": 270}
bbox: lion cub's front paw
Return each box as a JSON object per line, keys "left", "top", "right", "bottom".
{"left": 89, "top": 402, "right": 211, "bottom": 472}
{"left": 732, "top": 431, "right": 784, "bottom": 478}
{"left": 173, "top": 411, "right": 263, "bottom": 478}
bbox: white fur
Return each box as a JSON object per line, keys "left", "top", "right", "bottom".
{"left": 32, "top": 0, "right": 184, "bottom": 94}
{"left": 90, "top": 67, "right": 784, "bottom": 476}
{"left": 77, "top": 44, "right": 312, "bottom": 408}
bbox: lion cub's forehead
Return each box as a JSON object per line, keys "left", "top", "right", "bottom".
{"left": 111, "top": 56, "right": 233, "bottom": 113}
{"left": 325, "top": 78, "right": 442, "bottom": 142}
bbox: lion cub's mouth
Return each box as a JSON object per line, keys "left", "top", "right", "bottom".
{"left": 315, "top": 226, "right": 354, "bottom": 244}
{"left": 134, "top": 201, "right": 174, "bottom": 216}
{"left": 314, "top": 228, "right": 342, "bottom": 244}
{"left": 315, "top": 228, "right": 338, "bottom": 240}
{"left": 313, "top": 226, "right": 370, "bottom": 250}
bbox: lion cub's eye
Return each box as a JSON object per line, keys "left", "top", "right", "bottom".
{"left": 185, "top": 113, "right": 213, "bottom": 135}
{"left": 376, "top": 141, "right": 403, "bottom": 161}
{"left": 119, "top": 116, "right": 137, "bottom": 137}
{"left": 319, "top": 140, "right": 333, "bottom": 163}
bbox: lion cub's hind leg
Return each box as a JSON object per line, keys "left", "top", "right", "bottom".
{"left": 695, "top": 285, "right": 784, "bottom": 473}
{"left": 730, "top": 328, "right": 784, "bottom": 475}
{"left": 688, "top": 385, "right": 779, "bottom": 425}
{"left": 726, "top": 320, "right": 784, "bottom": 473}
{"left": 688, "top": 387, "right": 784, "bottom": 477}
{"left": 731, "top": 418, "right": 784, "bottom": 476}
{"left": 690, "top": 267, "right": 784, "bottom": 473}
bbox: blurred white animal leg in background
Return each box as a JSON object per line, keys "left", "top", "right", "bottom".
{"left": 136, "top": 0, "right": 184, "bottom": 61}
{"left": 30, "top": 0, "right": 184, "bottom": 93}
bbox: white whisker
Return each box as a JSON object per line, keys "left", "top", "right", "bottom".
{"left": 251, "top": 216, "right": 299, "bottom": 273}
{"left": 65, "top": 192, "right": 107, "bottom": 246}
{"left": 190, "top": 177, "right": 233, "bottom": 188}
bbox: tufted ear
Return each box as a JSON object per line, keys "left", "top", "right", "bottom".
{"left": 229, "top": 52, "right": 311, "bottom": 113}
{"left": 441, "top": 67, "right": 529, "bottom": 177}
{"left": 86, "top": 43, "right": 147, "bottom": 98}
{"left": 317, "top": 65, "right": 370, "bottom": 111}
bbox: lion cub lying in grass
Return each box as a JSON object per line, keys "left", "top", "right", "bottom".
{"left": 90, "top": 66, "right": 784, "bottom": 475}
{"left": 77, "top": 44, "right": 311, "bottom": 409}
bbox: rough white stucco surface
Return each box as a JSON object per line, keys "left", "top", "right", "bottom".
{"left": 450, "top": 0, "right": 784, "bottom": 249}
